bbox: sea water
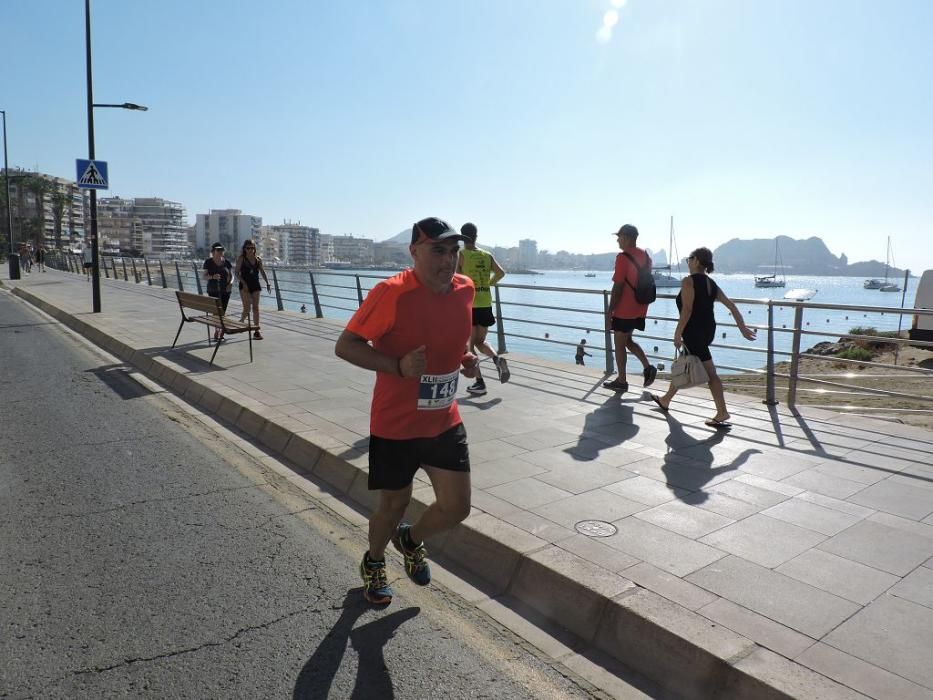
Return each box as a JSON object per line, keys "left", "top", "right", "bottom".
{"left": 268, "top": 269, "right": 917, "bottom": 374}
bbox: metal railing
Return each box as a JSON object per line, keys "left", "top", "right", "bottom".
{"left": 45, "top": 252, "right": 933, "bottom": 416}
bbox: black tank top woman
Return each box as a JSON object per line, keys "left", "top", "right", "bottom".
{"left": 239, "top": 256, "right": 263, "bottom": 293}
{"left": 677, "top": 273, "right": 719, "bottom": 350}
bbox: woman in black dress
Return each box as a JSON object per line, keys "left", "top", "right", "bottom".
{"left": 649, "top": 247, "right": 756, "bottom": 428}
{"left": 235, "top": 239, "right": 271, "bottom": 339}
{"left": 203, "top": 242, "right": 233, "bottom": 340}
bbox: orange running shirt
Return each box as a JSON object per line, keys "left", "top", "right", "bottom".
{"left": 611, "top": 247, "right": 650, "bottom": 320}
{"left": 346, "top": 269, "right": 474, "bottom": 440}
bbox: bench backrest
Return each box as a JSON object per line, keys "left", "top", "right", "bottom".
{"left": 176, "top": 290, "right": 223, "bottom": 317}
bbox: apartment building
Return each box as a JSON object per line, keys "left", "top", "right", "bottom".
{"left": 194, "top": 209, "right": 262, "bottom": 256}
{"left": 330, "top": 234, "right": 374, "bottom": 266}
{"left": 266, "top": 222, "right": 320, "bottom": 267}
{"left": 97, "top": 197, "right": 188, "bottom": 257}
{"left": 1, "top": 169, "right": 88, "bottom": 249}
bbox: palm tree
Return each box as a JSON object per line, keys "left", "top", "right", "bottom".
{"left": 51, "top": 189, "right": 69, "bottom": 249}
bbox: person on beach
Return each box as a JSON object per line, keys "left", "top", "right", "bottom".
{"left": 457, "top": 222, "right": 509, "bottom": 396}
{"left": 82, "top": 243, "right": 93, "bottom": 279}
{"left": 603, "top": 224, "right": 657, "bottom": 392}
{"left": 648, "top": 247, "right": 756, "bottom": 428}
{"left": 575, "top": 339, "right": 592, "bottom": 366}
{"left": 335, "top": 217, "right": 479, "bottom": 605}
{"left": 203, "top": 242, "right": 233, "bottom": 340}
{"left": 235, "top": 239, "right": 271, "bottom": 340}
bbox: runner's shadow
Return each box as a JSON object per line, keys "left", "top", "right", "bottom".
{"left": 564, "top": 394, "right": 639, "bottom": 462}
{"left": 659, "top": 414, "right": 760, "bottom": 504}
{"left": 292, "top": 589, "right": 420, "bottom": 700}
{"left": 458, "top": 397, "right": 503, "bottom": 410}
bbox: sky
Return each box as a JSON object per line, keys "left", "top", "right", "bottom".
{"left": 3, "top": 0, "right": 932, "bottom": 271}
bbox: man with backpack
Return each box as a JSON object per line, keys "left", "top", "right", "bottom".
{"left": 603, "top": 224, "right": 658, "bottom": 393}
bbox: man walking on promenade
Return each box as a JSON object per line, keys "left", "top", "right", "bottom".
{"left": 458, "top": 222, "right": 509, "bottom": 396}
{"left": 603, "top": 224, "right": 657, "bottom": 392}
{"left": 335, "top": 217, "right": 479, "bottom": 605}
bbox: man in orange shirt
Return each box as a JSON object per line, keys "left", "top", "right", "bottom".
{"left": 603, "top": 224, "right": 658, "bottom": 393}
{"left": 335, "top": 217, "right": 479, "bottom": 605}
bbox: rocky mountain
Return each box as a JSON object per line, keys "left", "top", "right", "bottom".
{"left": 711, "top": 236, "right": 905, "bottom": 277}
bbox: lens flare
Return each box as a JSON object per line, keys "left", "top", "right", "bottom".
{"left": 603, "top": 9, "right": 619, "bottom": 27}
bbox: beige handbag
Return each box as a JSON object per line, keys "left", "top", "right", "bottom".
{"left": 670, "top": 345, "right": 709, "bottom": 389}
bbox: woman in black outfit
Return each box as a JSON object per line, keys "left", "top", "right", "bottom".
{"left": 235, "top": 239, "right": 271, "bottom": 339}
{"left": 203, "top": 242, "right": 234, "bottom": 340}
{"left": 649, "top": 247, "right": 756, "bottom": 428}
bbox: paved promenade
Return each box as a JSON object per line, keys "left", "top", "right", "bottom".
{"left": 5, "top": 267, "right": 933, "bottom": 699}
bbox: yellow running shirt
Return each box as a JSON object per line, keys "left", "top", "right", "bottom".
{"left": 460, "top": 248, "right": 494, "bottom": 308}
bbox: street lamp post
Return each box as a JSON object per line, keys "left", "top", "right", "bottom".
{"left": 1, "top": 109, "right": 18, "bottom": 280}
{"left": 85, "top": 0, "right": 147, "bottom": 313}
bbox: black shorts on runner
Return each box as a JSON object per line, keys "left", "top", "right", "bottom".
{"left": 368, "top": 423, "right": 470, "bottom": 491}
{"left": 471, "top": 307, "right": 496, "bottom": 328}
{"left": 611, "top": 317, "right": 646, "bottom": 333}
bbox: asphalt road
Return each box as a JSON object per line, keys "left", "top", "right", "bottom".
{"left": 0, "top": 291, "right": 605, "bottom": 699}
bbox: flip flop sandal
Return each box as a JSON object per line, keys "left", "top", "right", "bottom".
{"left": 602, "top": 379, "right": 629, "bottom": 392}
{"left": 705, "top": 419, "right": 733, "bottom": 429}
{"left": 649, "top": 395, "right": 670, "bottom": 413}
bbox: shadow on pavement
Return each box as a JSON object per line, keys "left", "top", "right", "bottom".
{"left": 565, "top": 394, "right": 640, "bottom": 462}
{"left": 293, "top": 589, "right": 420, "bottom": 700}
{"left": 85, "top": 364, "right": 155, "bottom": 400}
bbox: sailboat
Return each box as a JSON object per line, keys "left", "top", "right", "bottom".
{"left": 755, "top": 238, "right": 786, "bottom": 288}
{"left": 878, "top": 236, "right": 901, "bottom": 292}
{"left": 653, "top": 216, "right": 682, "bottom": 288}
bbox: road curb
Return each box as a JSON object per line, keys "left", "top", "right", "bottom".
{"left": 11, "top": 284, "right": 861, "bottom": 700}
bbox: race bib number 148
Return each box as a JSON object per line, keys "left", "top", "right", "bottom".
{"left": 417, "top": 370, "right": 459, "bottom": 410}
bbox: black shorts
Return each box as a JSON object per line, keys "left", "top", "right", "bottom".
{"left": 611, "top": 317, "right": 646, "bottom": 333}
{"left": 83, "top": 262, "right": 93, "bottom": 269}
{"left": 683, "top": 338, "right": 713, "bottom": 362}
{"left": 208, "top": 290, "right": 231, "bottom": 313}
{"left": 472, "top": 307, "right": 496, "bottom": 328}
{"left": 368, "top": 423, "right": 470, "bottom": 491}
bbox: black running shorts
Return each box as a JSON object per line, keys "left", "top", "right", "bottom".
{"left": 368, "top": 423, "right": 470, "bottom": 491}
{"left": 610, "top": 317, "right": 646, "bottom": 333}
{"left": 471, "top": 307, "right": 496, "bottom": 328}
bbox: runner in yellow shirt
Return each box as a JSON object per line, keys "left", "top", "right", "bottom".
{"left": 458, "top": 222, "right": 509, "bottom": 395}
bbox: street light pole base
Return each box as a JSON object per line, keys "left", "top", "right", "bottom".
{"left": 8, "top": 253, "right": 20, "bottom": 280}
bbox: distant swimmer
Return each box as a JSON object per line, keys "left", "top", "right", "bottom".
{"left": 575, "top": 339, "right": 592, "bottom": 366}
{"left": 458, "top": 222, "right": 509, "bottom": 396}
{"left": 603, "top": 224, "right": 658, "bottom": 393}
{"left": 335, "top": 217, "right": 478, "bottom": 605}
{"left": 648, "top": 247, "right": 756, "bottom": 429}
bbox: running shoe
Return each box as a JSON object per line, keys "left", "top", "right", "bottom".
{"left": 494, "top": 356, "right": 511, "bottom": 383}
{"left": 392, "top": 523, "right": 431, "bottom": 586}
{"left": 359, "top": 553, "right": 393, "bottom": 605}
{"left": 253, "top": 330, "right": 263, "bottom": 340}
{"left": 466, "top": 382, "right": 487, "bottom": 396}
{"left": 643, "top": 365, "right": 658, "bottom": 387}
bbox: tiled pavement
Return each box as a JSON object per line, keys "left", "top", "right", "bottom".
{"left": 5, "top": 268, "right": 933, "bottom": 699}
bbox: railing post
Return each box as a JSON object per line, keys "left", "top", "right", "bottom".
{"left": 122, "top": 258, "right": 129, "bottom": 280}
{"left": 110, "top": 258, "right": 118, "bottom": 279}
{"left": 271, "top": 268, "right": 284, "bottom": 310}
{"left": 193, "top": 262, "right": 203, "bottom": 295}
{"left": 131, "top": 258, "right": 139, "bottom": 283}
{"left": 144, "top": 258, "right": 153, "bottom": 286}
{"left": 174, "top": 261, "right": 184, "bottom": 291}
{"left": 309, "top": 271, "right": 324, "bottom": 318}
{"left": 764, "top": 301, "right": 778, "bottom": 406}
{"left": 494, "top": 285, "right": 507, "bottom": 355}
{"left": 603, "top": 290, "right": 614, "bottom": 375}
{"left": 787, "top": 306, "right": 805, "bottom": 409}
{"left": 158, "top": 260, "right": 167, "bottom": 288}
{"left": 355, "top": 275, "right": 364, "bottom": 306}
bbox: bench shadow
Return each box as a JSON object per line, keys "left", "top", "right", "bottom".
{"left": 85, "top": 364, "right": 154, "bottom": 400}
{"left": 658, "top": 413, "right": 761, "bottom": 504}
{"left": 139, "top": 341, "right": 253, "bottom": 371}
{"left": 292, "top": 589, "right": 420, "bottom": 700}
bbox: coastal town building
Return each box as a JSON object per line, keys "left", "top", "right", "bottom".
{"left": 329, "top": 234, "right": 374, "bottom": 266}
{"left": 265, "top": 222, "right": 319, "bottom": 266}
{"left": 194, "top": 209, "right": 262, "bottom": 256}
{"left": 0, "top": 169, "right": 89, "bottom": 251}
{"left": 98, "top": 197, "right": 188, "bottom": 257}
{"left": 518, "top": 238, "right": 538, "bottom": 269}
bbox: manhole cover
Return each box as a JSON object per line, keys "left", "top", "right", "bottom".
{"left": 575, "top": 520, "right": 617, "bottom": 537}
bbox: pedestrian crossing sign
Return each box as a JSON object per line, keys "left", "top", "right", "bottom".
{"left": 76, "top": 159, "right": 109, "bottom": 190}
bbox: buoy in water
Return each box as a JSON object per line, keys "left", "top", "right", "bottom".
{"left": 654, "top": 346, "right": 659, "bottom": 352}
{"left": 544, "top": 332, "right": 549, "bottom": 339}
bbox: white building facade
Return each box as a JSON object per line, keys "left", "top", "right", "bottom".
{"left": 194, "top": 209, "right": 262, "bottom": 256}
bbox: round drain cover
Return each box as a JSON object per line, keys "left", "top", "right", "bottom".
{"left": 575, "top": 520, "right": 617, "bottom": 537}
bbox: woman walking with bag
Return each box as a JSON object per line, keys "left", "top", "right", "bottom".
{"left": 649, "top": 247, "right": 756, "bottom": 428}
{"left": 235, "top": 239, "right": 271, "bottom": 340}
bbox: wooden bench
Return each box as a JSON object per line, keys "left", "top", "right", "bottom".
{"left": 172, "top": 291, "right": 253, "bottom": 366}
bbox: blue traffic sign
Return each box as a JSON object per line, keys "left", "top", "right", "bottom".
{"left": 76, "top": 159, "right": 109, "bottom": 190}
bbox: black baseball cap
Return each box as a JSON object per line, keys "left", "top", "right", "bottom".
{"left": 612, "top": 224, "right": 638, "bottom": 239}
{"left": 411, "top": 217, "right": 468, "bottom": 245}
{"left": 211, "top": 242, "right": 225, "bottom": 251}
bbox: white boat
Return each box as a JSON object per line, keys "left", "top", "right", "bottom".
{"left": 877, "top": 237, "right": 901, "bottom": 292}
{"left": 584, "top": 272, "right": 597, "bottom": 278}
{"left": 863, "top": 278, "right": 884, "bottom": 289}
{"left": 755, "top": 239, "right": 786, "bottom": 288}
{"left": 653, "top": 216, "right": 682, "bottom": 287}
{"left": 784, "top": 288, "right": 817, "bottom": 301}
